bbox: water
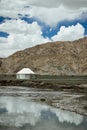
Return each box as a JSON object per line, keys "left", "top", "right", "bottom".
{"left": 0, "top": 86, "right": 87, "bottom": 130}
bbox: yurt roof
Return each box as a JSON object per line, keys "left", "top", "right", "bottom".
{"left": 17, "top": 68, "right": 35, "bottom": 74}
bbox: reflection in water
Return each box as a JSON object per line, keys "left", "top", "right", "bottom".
{"left": 0, "top": 96, "right": 86, "bottom": 130}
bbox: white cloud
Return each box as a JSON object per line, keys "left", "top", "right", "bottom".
{"left": 0, "top": 0, "right": 25, "bottom": 18}
{"left": 0, "top": 21, "right": 85, "bottom": 57}
{"left": 0, "top": 0, "right": 87, "bottom": 57}
{"left": 52, "top": 23, "right": 85, "bottom": 41}
{"left": 15, "top": 0, "right": 87, "bottom": 8}
{"left": 1, "top": 0, "right": 87, "bottom": 11}
{"left": 0, "top": 0, "right": 87, "bottom": 26}
{"left": 0, "top": 19, "right": 50, "bottom": 57}
{"left": 0, "top": 37, "right": 7, "bottom": 44}
{"left": 29, "top": 5, "right": 86, "bottom": 26}
{"left": 0, "top": 19, "right": 42, "bottom": 35}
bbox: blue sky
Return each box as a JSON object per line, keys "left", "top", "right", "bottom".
{"left": 0, "top": 0, "right": 87, "bottom": 57}
{"left": 0, "top": 16, "right": 87, "bottom": 39}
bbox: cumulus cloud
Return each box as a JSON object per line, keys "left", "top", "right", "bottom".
{"left": 0, "top": 19, "right": 42, "bottom": 35}
{"left": 0, "top": 0, "right": 32, "bottom": 18}
{"left": 0, "top": 20, "right": 85, "bottom": 57}
{"left": 0, "top": 37, "right": 7, "bottom": 44}
{"left": 29, "top": 6, "right": 86, "bottom": 26}
{"left": 52, "top": 23, "right": 85, "bottom": 41}
{"left": 0, "top": 0, "right": 87, "bottom": 57}
{"left": 0, "top": 0, "right": 87, "bottom": 26}
{"left": 0, "top": 19, "right": 50, "bottom": 57}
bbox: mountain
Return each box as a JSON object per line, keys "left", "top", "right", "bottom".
{"left": 0, "top": 37, "right": 87, "bottom": 75}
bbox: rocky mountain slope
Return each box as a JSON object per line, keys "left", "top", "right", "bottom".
{"left": 0, "top": 37, "right": 87, "bottom": 75}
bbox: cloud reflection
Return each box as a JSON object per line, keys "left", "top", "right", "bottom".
{"left": 0, "top": 96, "right": 85, "bottom": 130}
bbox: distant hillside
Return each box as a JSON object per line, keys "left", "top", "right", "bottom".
{"left": 0, "top": 37, "right": 87, "bottom": 75}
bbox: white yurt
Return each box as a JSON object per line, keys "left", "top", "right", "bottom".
{"left": 16, "top": 68, "right": 35, "bottom": 79}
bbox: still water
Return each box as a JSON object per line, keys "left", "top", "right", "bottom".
{"left": 0, "top": 86, "right": 87, "bottom": 130}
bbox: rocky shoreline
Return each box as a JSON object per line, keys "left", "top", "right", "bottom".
{"left": 0, "top": 79, "right": 87, "bottom": 116}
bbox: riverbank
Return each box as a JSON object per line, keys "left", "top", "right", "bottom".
{"left": 0, "top": 79, "right": 87, "bottom": 116}
{"left": 0, "top": 79, "right": 87, "bottom": 93}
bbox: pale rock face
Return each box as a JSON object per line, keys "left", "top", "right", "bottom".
{"left": 0, "top": 37, "right": 87, "bottom": 75}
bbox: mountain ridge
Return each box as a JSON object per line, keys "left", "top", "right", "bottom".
{"left": 0, "top": 37, "right": 87, "bottom": 75}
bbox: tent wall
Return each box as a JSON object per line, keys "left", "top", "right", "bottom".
{"left": 16, "top": 74, "right": 30, "bottom": 79}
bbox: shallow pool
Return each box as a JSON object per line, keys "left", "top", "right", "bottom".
{"left": 0, "top": 96, "right": 87, "bottom": 130}
{"left": 0, "top": 86, "right": 87, "bottom": 130}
